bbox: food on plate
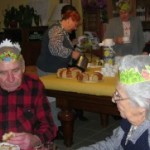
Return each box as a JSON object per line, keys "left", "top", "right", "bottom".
{"left": 0, "top": 143, "right": 20, "bottom": 150}
{"left": 77, "top": 72, "right": 103, "bottom": 82}
{"left": 2, "top": 132, "right": 15, "bottom": 141}
{"left": 57, "top": 67, "right": 81, "bottom": 79}
{"left": 92, "top": 72, "right": 103, "bottom": 81}
{"left": 77, "top": 72, "right": 89, "bottom": 82}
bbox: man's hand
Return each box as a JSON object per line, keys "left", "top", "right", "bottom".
{"left": 8, "top": 132, "right": 42, "bottom": 150}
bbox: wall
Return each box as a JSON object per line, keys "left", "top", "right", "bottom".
{"left": 0, "top": 0, "right": 83, "bottom": 35}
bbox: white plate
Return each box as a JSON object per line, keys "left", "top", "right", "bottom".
{"left": 124, "top": 41, "right": 131, "bottom": 44}
{"left": 0, "top": 142, "right": 20, "bottom": 150}
{"left": 99, "top": 42, "right": 115, "bottom": 47}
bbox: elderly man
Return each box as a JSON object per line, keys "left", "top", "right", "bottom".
{"left": 0, "top": 39, "right": 57, "bottom": 149}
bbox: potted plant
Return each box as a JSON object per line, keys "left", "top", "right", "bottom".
{"left": 18, "top": 5, "right": 35, "bottom": 28}
{"left": 4, "top": 6, "right": 18, "bottom": 28}
{"left": 4, "top": 5, "right": 40, "bottom": 28}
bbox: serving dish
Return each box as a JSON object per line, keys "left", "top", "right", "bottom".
{"left": 0, "top": 142, "right": 20, "bottom": 150}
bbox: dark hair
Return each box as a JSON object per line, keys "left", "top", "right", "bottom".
{"left": 61, "top": 5, "right": 77, "bottom": 15}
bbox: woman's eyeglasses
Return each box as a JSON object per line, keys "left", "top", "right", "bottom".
{"left": 112, "top": 89, "right": 128, "bottom": 103}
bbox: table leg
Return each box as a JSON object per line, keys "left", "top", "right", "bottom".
{"left": 58, "top": 110, "right": 75, "bottom": 147}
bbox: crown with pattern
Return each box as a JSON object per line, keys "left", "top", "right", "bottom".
{"left": 116, "top": 0, "right": 130, "bottom": 12}
{"left": 119, "top": 65, "right": 150, "bottom": 85}
{"left": 0, "top": 39, "right": 21, "bottom": 62}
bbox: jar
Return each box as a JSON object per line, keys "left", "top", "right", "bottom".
{"left": 103, "top": 46, "right": 115, "bottom": 65}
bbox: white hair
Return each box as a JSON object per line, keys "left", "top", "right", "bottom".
{"left": 119, "top": 55, "right": 150, "bottom": 120}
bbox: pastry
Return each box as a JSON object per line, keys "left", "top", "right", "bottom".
{"left": 91, "top": 72, "right": 103, "bottom": 81}
{"left": 77, "top": 72, "right": 89, "bottom": 81}
{"left": 57, "top": 67, "right": 81, "bottom": 79}
{"left": 77, "top": 72, "right": 103, "bottom": 82}
{"left": 2, "top": 132, "right": 15, "bottom": 141}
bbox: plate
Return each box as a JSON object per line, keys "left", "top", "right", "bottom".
{"left": 0, "top": 142, "right": 20, "bottom": 150}
{"left": 124, "top": 41, "right": 131, "bottom": 44}
{"left": 99, "top": 42, "right": 115, "bottom": 47}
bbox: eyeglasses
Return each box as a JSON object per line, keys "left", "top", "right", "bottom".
{"left": 112, "top": 89, "right": 128, "bottom": 103}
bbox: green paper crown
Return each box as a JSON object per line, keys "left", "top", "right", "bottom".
{"left": 117, "top": 1, "right": 130, "bottom": 12}
{"left": 119, "top": 65, "right": 150, "bottom": 85}
{"left": 0, "top": 50, "right": 20, "bottom": 62}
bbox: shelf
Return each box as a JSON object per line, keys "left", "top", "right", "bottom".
{"left": 4, "top": 26, "right": 48, "bottom": 66}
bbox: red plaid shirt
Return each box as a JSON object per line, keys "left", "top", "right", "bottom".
{"left": 0, "top": 74, "right": 57, "bottom": 143}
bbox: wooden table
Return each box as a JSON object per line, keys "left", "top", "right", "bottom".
{"left": 40, "top": 69, "right": 119, "bottom": 147}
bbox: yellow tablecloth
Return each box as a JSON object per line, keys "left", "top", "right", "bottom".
{"left": 40, "top": 68, "right": 118, "bottom": 96}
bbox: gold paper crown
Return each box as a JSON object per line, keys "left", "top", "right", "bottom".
{"left": 119, "top": 65, "right": 150, "bottom": 85}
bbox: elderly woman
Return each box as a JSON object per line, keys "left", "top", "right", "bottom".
{"left": 104, "top": 1, "right": 145, "bottom": 56}
{"left": 77, "top": 55, "right": 150, "bottom": 150}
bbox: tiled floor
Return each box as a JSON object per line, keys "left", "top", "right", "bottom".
{"left": 54, "top": 112, "right": 120, "bottom": 150}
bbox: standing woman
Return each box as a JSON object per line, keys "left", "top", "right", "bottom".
{"left": 104, "top": 1, "right": 145, "bottom": 56}
{"left": 36, "top": 7, "right": 81, "bottom": 139}
{"left": 36, "top": 9, "right": 81, "bottom": 74}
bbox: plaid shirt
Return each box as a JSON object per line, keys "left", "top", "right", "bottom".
{"left": 0, "top": 74, "right": 57, "bottom": 143}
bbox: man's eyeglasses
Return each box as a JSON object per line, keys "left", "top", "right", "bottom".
{"left": 112, "top": 89, "right": 128, "bottom": 103}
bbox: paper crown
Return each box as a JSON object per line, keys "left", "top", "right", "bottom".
{"left": 116, "top": 0, "right": 130, "bottom": 12}
{"left": 119, "top": 65, "right": 150, "bottom": 85}
{"left": 0, "top": 39, "right": 21, "bottom": 62}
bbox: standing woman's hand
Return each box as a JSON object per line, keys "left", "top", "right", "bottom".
{"left": 72, "top": 50, "right": 81, "bottom": 60}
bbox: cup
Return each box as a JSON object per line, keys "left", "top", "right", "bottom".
{"left": 102, "top": 39, "right": 115, "bottom": 47}
{"left": 123, "top": 36, "right": 130, "bottom": 43}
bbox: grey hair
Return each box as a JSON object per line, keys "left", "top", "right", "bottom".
{"left": 19, "top": 54, "right": 25, "bottom": 71}
{"left": 119, "top": 55, "right": 150, "bottom": 120}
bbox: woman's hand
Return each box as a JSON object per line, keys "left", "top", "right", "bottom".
{"left": 72, "top": 50, "right": 80, "bottom": 60}
{"left": 8, "top": 132, "right": 41, "bottom": 150}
